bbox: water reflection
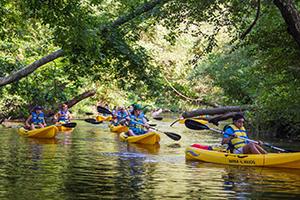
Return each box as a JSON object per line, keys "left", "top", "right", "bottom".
{"left": 186, "top": 161, "right": 300, "bottom": 199}
{"left": 126, "top": 143, "right": 160, "bottom": 155}
{"left": 28, "top": 138, "right": 59, "bottom": 145}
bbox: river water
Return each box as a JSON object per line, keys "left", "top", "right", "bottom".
{"left": 0, "top": 119, "right": 300, "bottom": 199}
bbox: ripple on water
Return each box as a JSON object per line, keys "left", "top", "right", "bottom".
{"left": 1, "top": 121, "right": 300, "bottom": 199}
{"left": 100, "top": 151, "right": 158, "bottom": 163}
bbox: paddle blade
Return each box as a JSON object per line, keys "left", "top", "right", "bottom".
{"left": 97, "top": 106, "right": 113, "bottom": 115}
{"left": 61, "top": 122, "right": 77, "bottom": 128}
{"left": 164, "top": 131, "right": 181, "bottom": 141}
{"left": 184, "top": 119, "right": 209, "bottom": 130}
{"left": 153, "top": 116, "right": 163, "bottom": 121}
{"left": 84, "top": 118, "right": 103, "bottom": 124}
{"left": 170, "top": 119, "right": 180, "bottom": 127}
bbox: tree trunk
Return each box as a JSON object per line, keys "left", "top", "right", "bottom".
{"left": 65, "top": 89, "right": 97, "bottom": 108}
{"left": 273, "top": 0, "right": 300, "bottom": 48}
{"left": 181, "top": 105, "right": 250, "bottom": 118}
{"left": 0, "top": 49, "right": 64, "bottom": 87}
{"left": 46, "top": 89, "right": 97, "bottom": 117}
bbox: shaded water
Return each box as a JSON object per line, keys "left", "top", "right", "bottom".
{"left": 0, "top": 119, "right": 300, "bottom": 199}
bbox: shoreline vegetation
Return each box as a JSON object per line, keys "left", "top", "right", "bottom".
{"left": 1, "top": 1, "right": 300, "bottom": 140}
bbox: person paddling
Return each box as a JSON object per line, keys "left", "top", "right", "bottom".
{"left": 126, "top": 104, "right": 150, "bottom": 136}
{"left": 112, "top": 106, "right": 129, "bottom": 126}
{"left": 54, "top": 103, "right": 72, "bottom": 123}
{"left": 222, "top": 114, "right": 267, "bottom": 154}
{"left": 25, "top": 106, "right": 47, "bottom": 130}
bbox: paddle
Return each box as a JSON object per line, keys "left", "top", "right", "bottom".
{"left": 85, "top": 112, "right": 94, "bottom": 115}
{"left": 84, "top": 118, "right": 103, "bottom": 124}
{"left": 170, "top": 118, "right": 181, "bottom": 127}
{"left": 133, "top": 120, "right": 181, "bottom": 141}
{"left": 170, "top": 117, "right": 208, "bottom": 127}
{"left": 56, "top": 122, "right": 77, "bottom": 128}
{"left": 97, "top": 106, "right": 113, "bottom": 115}
{"left": 97, "top": 106, "right": 181, "bottom": 141}
{"left": 184, "top": 119, "right": 294, "bottom": 153}
{"left": 153, "top": 116, "right": 163, "bottom": 121}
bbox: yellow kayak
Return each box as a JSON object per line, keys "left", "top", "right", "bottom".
{"left": 179, "top": 118, "right": 208, "bottom": 125}
{"left": 185, "top": 145, "right": 300, "bottom": 169}
{"left": 109, "top": 124, "right": 129, "bottom": 133}
{"left": 18, "top": 125, "right": 58, "bottom": 139}
{"left": 56, "top": 122, "right": 74, "bottom": 132}
{"left": 96, "top": 115, "right": 112, "bottom": 122}
{"left": 119, "top": 131, "right": 160, "bottom": 145}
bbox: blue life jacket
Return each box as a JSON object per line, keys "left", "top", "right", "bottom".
{"left": 117, "top": 111, "right": 127, "bottom": 121}
{"left": 129, "top": 113, "right": 146, "bottom": 135}
{"left": 58, "top": 109, "right": 69, "bottom": 122}
{"left": 31, "top": 112, "right": 44, "bottom": 124}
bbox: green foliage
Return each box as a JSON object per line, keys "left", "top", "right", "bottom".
{"left": 0, "top": 0, "right": 168, "bottom": 117}
{"left": 189, "top": 2, "right": 300, "bottom": 138}
{"left": 1, "top": 0, "right": 300, "bottom": 140}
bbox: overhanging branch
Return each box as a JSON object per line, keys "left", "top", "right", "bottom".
{"left": 0, "top": 49, "right": 64, "bottom": 87}
{"left": 163, "top": 74, "right": 219, "bottom": 107}
{"left": 240, "top": 0, "right": 261, "bottom": 40}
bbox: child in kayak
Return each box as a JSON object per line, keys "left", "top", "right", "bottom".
{"left": 127, "top": 104, "right": 150, "bottom": 136}
{"left": 222, "top": 114, "right": 267, "bottom": 154}
{"left": 54, "top": 103, "right": 72, "bottom": 123}
{"left": 25, "top": 106, "right": 47, "bottom": 130}
{"left": 111, "top": 106, "right": 129, "bottom": 126}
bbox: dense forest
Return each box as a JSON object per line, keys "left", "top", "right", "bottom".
{"left": 1, "top": 0, "right": 300, "bottom": 139}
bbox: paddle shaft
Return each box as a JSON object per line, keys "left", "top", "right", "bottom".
{"left": 170, "top": 119, "right": 180, "bottom": 127}
{"left": 56, "top": 122, "right": 77, "bottom": 128}
{"left": 205, "top": 124, "right": 287, "bottom": 152}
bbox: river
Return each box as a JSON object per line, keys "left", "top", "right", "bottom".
{"left": 0, "top": 118, "right": 300, "bottom": 199}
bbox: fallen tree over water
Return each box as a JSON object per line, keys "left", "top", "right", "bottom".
{"left": 182, "top": 105, "right": 250, "bottom": 118}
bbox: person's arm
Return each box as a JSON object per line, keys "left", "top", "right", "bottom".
{"left": 25, "top": 115, "right": 32, "bottom": 127}
{"left": 142, "top": 117, "right": 150, "bottom": 129}
{"left": 41, "top": 113, "right": 47, "bottom": 126}
{"left": 53, "top": 112, "right": 59, "bottom": 120}
{"left": 222, "top": 137, "right": 231, "bottom": 145}
{"left": 68, "top": 111, "right": 72, "bottom": 120}
{"left": 125, "top": 110, "right": 129, "bottom": 117}
{"left": 221, "top": 128, "right": 235, "bottom": 144}
{"left": 42, "top": 118, "right": 47, "bottom": 126}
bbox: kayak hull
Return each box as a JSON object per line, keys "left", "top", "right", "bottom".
{"left": 96, "top": 115, "right": 112, "bottom": 122}
{"left": 109, "top": 124, "right": 129, "bottom": 133}
{"left": 18, "top": 125, "right": 58, "bottom": 139}
{"left": 56, "top": 123, "right": 74, "bottom": 132}
{"left": 120, "top": 132, "right": 160, "bottom": 145}
{"left": 185, "top": 145, "right": 300, "bottom": 169}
